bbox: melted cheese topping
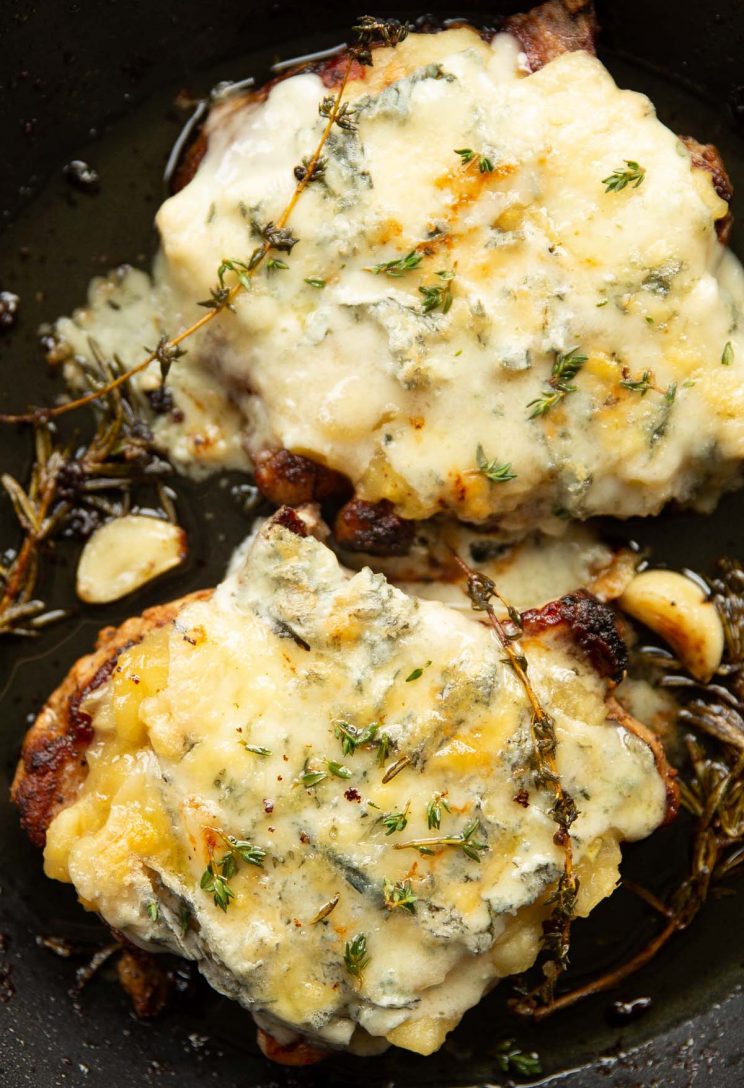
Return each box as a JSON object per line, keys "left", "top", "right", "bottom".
{"left": 58, "top": 27, "right": 744, "bottom": 525}
{"left": 45, "top": 519, "right": 667, "bottom": 1054}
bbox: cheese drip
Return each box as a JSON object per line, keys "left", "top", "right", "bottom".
{"left": 45, "top": 519, "right": 668, "bottom": 1055}
{"left": 58, "top": 27, "right": 744, "bottom": 527}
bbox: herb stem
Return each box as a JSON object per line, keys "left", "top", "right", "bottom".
{"left": 517, "top": 915, "right": 679, "bottom": 1022}
{"left": 0, "top": 50, "right": 358, "bottom": 427}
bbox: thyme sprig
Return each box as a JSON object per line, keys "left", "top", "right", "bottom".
{"left": 494, "top": 1040, "right": 543, "bottom": 1078}
{"left": 383, "top": 878, "right": 417, "bottom": 914}
{"left": 380, "top": 804, "right": 410, "bottom": 835}
{"left": 200, "top": 830, "right": 266, "bottom": 912}
{"left": 1, "top": 348, "right": 178, "bottom": 636}
{"left": 0, "top": 16, "right": 409, "bottom": 632}
{"left": 453, "top": 555, "right": 578, "bottom": 1008}
{"left": 454, "top": 148, "right": 494, "bottom": 174}
{"left": 334, "top": 719, "right": 393, "bottom": 763}
{"left": 367, "top": 249, "right": 423, "bottom": 277}
{"left": 527, "top": 347, "right": 587, "bottom": 419}
{"left": 476, "top": 444, "right": 517, "bottom": 483}
{"left": 520, "top": 557, "right": 744, "bottom": 1021}
{"left": 0, "top": 17, "right": 409, "bottom": 428}
{"left": 602, "top": 160, "right": 646, "bottom": 193}
{"left": 394, "top": 818, "right": 488, "bottom": 861}
{"left": 426, "top": 792, "right": 451, "bottom": 830}
{"left": 419, "top": 270, "right": 455, "bottom": 315}
{"left": 343, "top": 933, "right": 370, "bottom": 978}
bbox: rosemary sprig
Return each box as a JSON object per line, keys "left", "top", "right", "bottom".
{"left": 602, "top": 160, "right": 645, "bottom": 193}
{"left": 527, "top": 347, "right": 587, "bottom": 419}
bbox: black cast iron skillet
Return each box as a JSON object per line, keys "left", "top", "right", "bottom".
{"left": 1, "top": 2, "right": 744, "bottom": 1085}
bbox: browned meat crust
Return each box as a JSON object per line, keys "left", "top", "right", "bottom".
{"left": 11, "top": 591, "right": 210, "bottom": 848}
{"left": 521, "top": 592, "right": 679, "bottom": 823}
{"left": 254, "top": 449, "right": 352, "bottom": 508}
{"left": 256, "top": 1028, "right": 328, "bottom": 1066}
{"left": 679, "top": 135, "right": 734, "bottom": 243}
{"left": 521, "top": 589, "right": 628, "bottom": 683}
{"left": 115, "top": 949, "right": 172, "bottom": 1019}
{"left": 605, "top": 696, "right": 680, "bottom": 824}
{"left": 334, "top": 498, "right": 416, "bottom": 556}
{"left": 504, "top": 0, "right": 598, "bottom": 71}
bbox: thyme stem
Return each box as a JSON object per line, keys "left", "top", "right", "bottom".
{"left": 452, "top": 554, "right": 578, "bottom": 1006}
{"left": 0, "top": 49, "right": 358, "bottom": 427}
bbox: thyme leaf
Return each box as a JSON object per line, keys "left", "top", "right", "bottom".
{"left": 620, "top": 369, "right": 654, "bottom": 395}
{"left": 300, "top": 768, "right": 328, "bottom": 789}
{"left": 343, "top": 933, "right": 370, "bottom": 978}
{"left": 200, "top": 861, "right": 235, "bottom": 912}
{"left": 494, "top": 1040, "right": 543, "bottom": 1077}
{"left": 649, "top": 381, "right": 677, "bottom": 446}
{"left": 405, "top": 661, "right": 431, "bottom": 682}
{"left": 454, "top": 148, "right": 494, "bottom": 173}
{"left": 327, "top": 759, "right": 353, "bottom": 779}
{"left": 527, "top": 347, "right": 587, "bottom": 418}
{"left": 602, "top": 160, "right": 646, "bottom": 192}
{"left": 367, "top": 249, "right": 423, "bottom": 277}
{"left": 262, "top": 222, "right": 299, "bottom": 254}
{"left": 476, "top": 444, "right": 517, "bottom": 483}
{"left": 419, "top": 270, "right": 455, "bottom": 315}
{"left": 383, "top": 878, "right": 417, "bottom": 914}
{"left": 304, "top": 277, "right": 326, "bottom": 288}
{"left": 350, "top": 16, "right": 408, "bottom": 66}
{"left": 309, "top": 894, "right": 340, "bottom": 924}
{"left": 319, "top": 96, "right": 359, "bottom": 132}
{"left": 426, "top": 793, "right": 451, "bottom": 830}
{"left": 380, "top": 805, "right": 410, "bottom": 835}
{"left": 722, "top": 340, "right": 735, "bottom": 366}
{"left": 394, "top": 819, "right": 488, "bottom": 861}
{"left": 241, "top": 743, "right": 271, "bottom": 757}
{"left": 294, "top": 155, "right": 326, "bottom": 183}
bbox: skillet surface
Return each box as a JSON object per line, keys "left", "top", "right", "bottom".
{"left": 1, "top": 2, "right": 743, "bottom": 1084}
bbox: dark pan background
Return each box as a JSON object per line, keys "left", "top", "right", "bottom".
{"left": 1, "top": 1, "right": 744, "bottom": 1084}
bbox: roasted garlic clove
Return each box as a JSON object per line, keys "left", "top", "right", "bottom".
{"left": 619, "top": 569, "right": 724, "bottom": 682}
{"left": 77, "top": 515, "right": 187, "bottom": 603}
